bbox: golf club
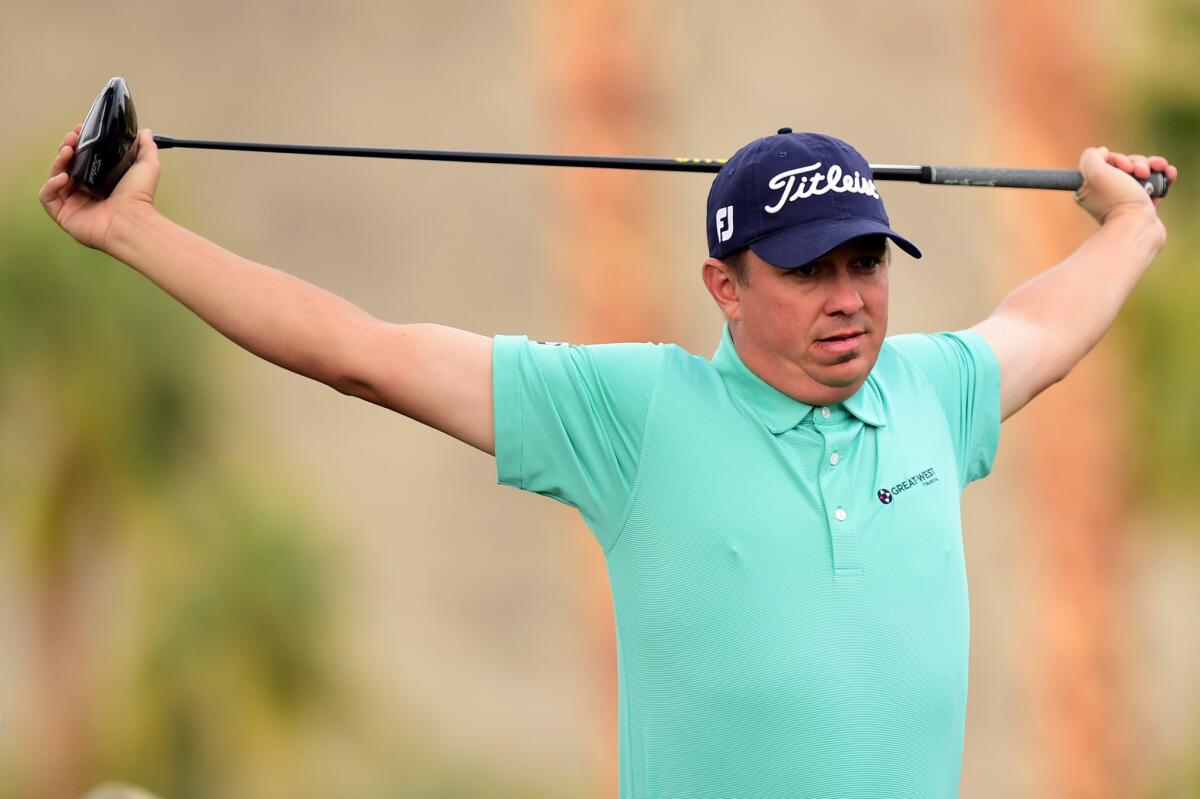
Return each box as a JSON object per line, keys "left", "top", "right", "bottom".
{"left": 68, "top": 77, "right": 1171, "bottom": 199}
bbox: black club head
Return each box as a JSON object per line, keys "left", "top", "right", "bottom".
{"left": 68, "top": 77, "right": 140, "bottom": 197}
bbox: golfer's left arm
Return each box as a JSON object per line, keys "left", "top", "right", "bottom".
{"left": 970, "top": 147, "right": 1178, "bottom": 422}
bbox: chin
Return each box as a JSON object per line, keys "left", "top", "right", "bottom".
{"left": 817, "top": 358, "right": 871, "bottom": 389}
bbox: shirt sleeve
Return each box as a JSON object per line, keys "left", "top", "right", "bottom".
{"left": 492, "top": 335, "right": 666, "bottom": 547}
{"left": 886, "top": 330, "right": 1002, "bottom": 489}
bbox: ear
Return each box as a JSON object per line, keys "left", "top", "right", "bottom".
{"left": 701, "top": 257, "right": 742, "bottom": 322}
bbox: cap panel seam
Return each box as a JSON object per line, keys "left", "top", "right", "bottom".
{"left": 748, "top": 147, "right": 762, "bottom": 244}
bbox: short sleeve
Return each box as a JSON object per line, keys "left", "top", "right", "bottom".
{"left": 492, "top": 335, "right": 665, "bottom": 546}
{"left": 886, "top": 330, "right": 1001, "bottom": 488}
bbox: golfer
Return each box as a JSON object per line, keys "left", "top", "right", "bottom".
{"left": 40, "top": 125, "right": 1176, "bottom": 798}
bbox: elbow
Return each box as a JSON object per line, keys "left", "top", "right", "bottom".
{"left": 334, "top": 373, "right": 376, "bottom": 401}
{"left": 1045, "top": 346, "right": 1075, "bottom": 389}
{"left": 332, "top": 316, "right": 386, "bottom": 401}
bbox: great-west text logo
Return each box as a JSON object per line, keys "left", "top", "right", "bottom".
{"left": 877, "top": 466, "right": 938, "bottom": 504}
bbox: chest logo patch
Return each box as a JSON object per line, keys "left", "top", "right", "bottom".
{"left": 878, "top": 466, "right": 939, "bottom": 504}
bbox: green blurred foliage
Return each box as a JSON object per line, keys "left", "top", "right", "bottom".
{"left": 0, "top": 146, "right": 343, "bottom": 799}
{"left": 1118, "top": 0, "right": 1200, "bottom": 525}
{"left": 0, "top": 147, "right": 569, "bottom": 799}
{"left": 1123, "top": 4, "right": 1200, "bottom": 799}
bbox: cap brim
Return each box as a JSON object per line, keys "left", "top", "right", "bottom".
{"left": 749, "top": 217, "right": 921, "bottom": 269}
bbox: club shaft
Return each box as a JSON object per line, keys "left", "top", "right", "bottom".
{"left": 151, "top": 136, "right": 1168, "bottom": 197}
{"left": 153, "top": 136, "right": 726, "bottom": 173}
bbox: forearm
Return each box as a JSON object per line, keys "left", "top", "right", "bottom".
{"left": 107, "top": 207, "right": 376, "bottom": 390}
{"left": 990, "top": 209, "right": 1166, "bottom": 378}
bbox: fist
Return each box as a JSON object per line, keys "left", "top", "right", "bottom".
{"left": 1074, "top": 147, "right": 1177, "bottom": 226}
{"left": 39, "top": 125, "right": 161, "bottom": 252}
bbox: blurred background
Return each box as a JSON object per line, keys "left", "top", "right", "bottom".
{"left": 1, "top": 1, "right": 1197, "bottom": 797}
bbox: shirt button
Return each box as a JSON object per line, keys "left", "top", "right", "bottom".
{"left": 829, "top": 452, "right": 839, "bottom": 466}
{"left": 835, "top": 508, "right": 847, "bottom": 522}
{"left": 821, "top": 407, "right": 831, "bottom": 419}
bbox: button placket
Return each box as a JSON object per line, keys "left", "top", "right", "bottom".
{"left": 818, "top": 423, "right": 862, "bottom": 578}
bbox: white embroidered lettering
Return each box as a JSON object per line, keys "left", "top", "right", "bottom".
{"left": 765, "top": 161, "right": 880, "bottom": 213}
{"left": 715, "top": 205, "right": 734, "bottom": 242}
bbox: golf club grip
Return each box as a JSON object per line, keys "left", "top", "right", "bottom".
{"left": 928, "top": 165, "right": 1169, "bottom": 198}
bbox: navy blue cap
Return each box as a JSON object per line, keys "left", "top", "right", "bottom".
{"left": 706, "top": 129, "right": 921, "bottom": 268}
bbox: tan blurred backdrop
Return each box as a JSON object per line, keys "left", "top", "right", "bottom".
{"left": 1, "top": 1, "right": 1197, "bottom": 798}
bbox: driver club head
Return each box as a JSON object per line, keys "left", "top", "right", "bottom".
{"left": 68, "top": 76, "right": 139, "bottom": 197}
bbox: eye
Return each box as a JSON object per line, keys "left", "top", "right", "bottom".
{"left": 854, "top": 256, "right": 883, "bottom": 270}
{"left": 790, "top": 263, "right": 817, "bottom": 277}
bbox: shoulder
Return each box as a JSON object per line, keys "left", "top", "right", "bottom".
{"left": 493, "top": 335, "right": 671, "bottom": 371}
{"left": 880, "top": 330, "right": 998, "bottom": 385}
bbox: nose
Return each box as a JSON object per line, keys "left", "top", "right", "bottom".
{"left": 823, "top": 265, "right": 865, "bottom": 316}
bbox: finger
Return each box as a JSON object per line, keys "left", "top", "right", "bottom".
{"left": 1107, "top": 152, "right": 1134, "bottom": 173}
{"left": 50, "top": 143, "right": 73, "bottom": 177}
{"left": 62, "top": 124, "right": 83, "bottom": 147}
{"left": 1148, "top": 155, "right": 1169, "bottom": 172}
{"left": 50, "top": 143, "right": 69, "bottom": 176}
{"left": 38, "top": 171, "right": 70, "bottom": 213}
{"left": 130, "top": 128, "right": 160, "bottom": 169}
{"left": 1080, "top": 146, "right": 1109, "bottom": 172}
{"left": 1127, "top": 154, "right": 1150, "bottom": 179}
{"left": 139, "top": 128, "right": 158, "bottom": 161}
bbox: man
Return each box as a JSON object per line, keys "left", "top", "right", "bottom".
{"left": 40, "top": 124, "right": 1175, "bottom": 798}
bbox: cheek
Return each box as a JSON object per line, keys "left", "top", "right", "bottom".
{"left": 763, "top": 286, "right": 818, "bottom": 321}
{"left": 859, "top": 277, "right": 888, "bottom": 316}
{"left": 760, "top": 294, "right": 809, "bottom": 332}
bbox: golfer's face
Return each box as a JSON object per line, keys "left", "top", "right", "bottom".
{"left": 738, "top": 235, "right": 889, "bottom": 400}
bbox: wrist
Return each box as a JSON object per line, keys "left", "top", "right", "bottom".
{"left": 1102, "top": 205, "right": 1167, "bottom": 252}
{"left": 106, "top": 202, "right": 162, "bottom": 261}
{"left": 1101, "top": 201, "right": 1155, "bottom": 224}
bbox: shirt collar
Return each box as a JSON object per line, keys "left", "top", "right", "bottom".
{"left": 711, "top": 323, "right": 887, "bottom": 434}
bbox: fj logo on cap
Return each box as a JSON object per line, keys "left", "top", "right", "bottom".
{"left": 715, "top": 205, "right": 734, "bottom": 242}
{"left": 764, "top": 162, "right": 880, "bottom": 214}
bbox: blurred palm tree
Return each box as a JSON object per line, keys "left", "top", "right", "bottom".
{"left": 0, "top": 154, "right": 341, "bottom": 799}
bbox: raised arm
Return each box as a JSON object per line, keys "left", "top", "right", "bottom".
{"left": 970, "top": 147, "right": 1178, "bottom": 422}
{"left": 40, "top": 125, "right": 495, "bottom": 455}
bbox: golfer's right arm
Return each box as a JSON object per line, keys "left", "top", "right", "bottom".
{"left": 41, "top": 126, "right": 496, "bottom": 455}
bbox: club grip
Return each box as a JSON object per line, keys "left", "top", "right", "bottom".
{"left": 928, "top": 166, "right": 1169, "bottom": 198}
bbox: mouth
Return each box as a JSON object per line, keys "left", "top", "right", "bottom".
{"left": 814, "top": 330, "right": 865, "bottom": 353}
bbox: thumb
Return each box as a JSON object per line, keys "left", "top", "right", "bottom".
{"left": 1074, "top": 145, "right": 1152, "bottom": 224}
{"left": 1078, "top": 145, "right": 1110, "bottom": 179}
{"left": 1074, "top": 146, "right": 1112, "bottom": 205}
{"left": 112, "top": 128, "right": 161, "bottom": 204}
{"left": 135, "top": 127, "right": 159, "bottom": 168}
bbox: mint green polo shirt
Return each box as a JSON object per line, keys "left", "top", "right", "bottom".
{"left": 493, "top": 323, "right": 1001, "bottom": 799}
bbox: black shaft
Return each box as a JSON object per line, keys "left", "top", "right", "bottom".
{"left": 151, "top": 136, "right": 1169, "bottom": 197}
{"left": 153, "top": 136, "right": 728, "bottom": 173}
